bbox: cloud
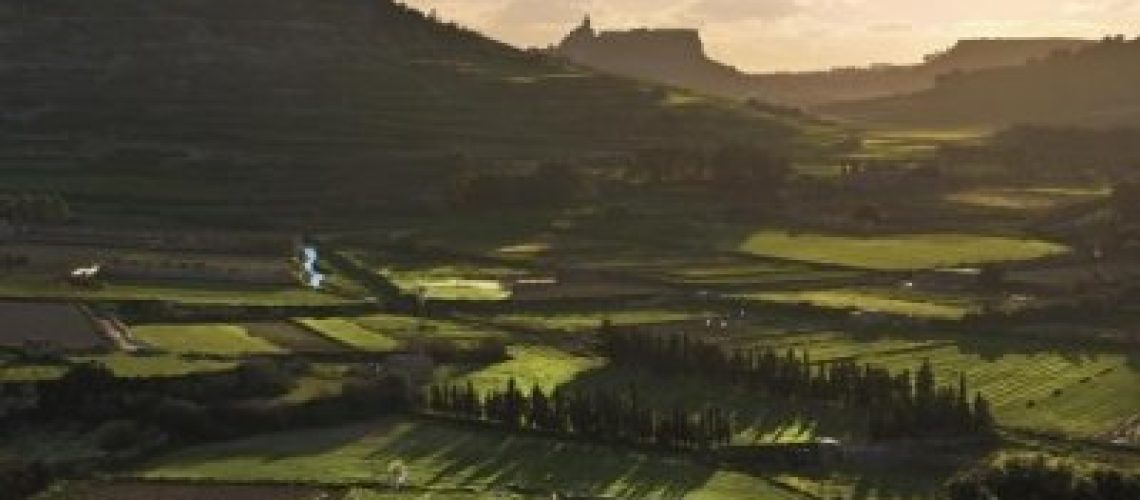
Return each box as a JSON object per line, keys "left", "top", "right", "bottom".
{"left": 493, "top": 0, "right": 586, "bottom": 24}
{"left": 683, "top": 0, "right": 803, "bottom": 22}
{"left": 401, "top": 0, "right": 1140, "bottom": 71}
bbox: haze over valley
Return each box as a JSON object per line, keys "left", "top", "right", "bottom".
{"left": 1, "top": 2, "right": 1138, "bottom": 499}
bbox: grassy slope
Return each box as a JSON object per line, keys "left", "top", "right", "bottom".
{"left": 724, "top": 329, "right": 1140, "bottom": 438}
{"left": 76, "top": 354, "right": 236, "bottom": 378}
{"left": 740, "top": 231, "right": 1068, "bottom": 270}
{"left": 131, "top": 324, "right": 285, "bottom": 356}
{"left": 736, "top": 288, "right": 979, "bottom": 319}
{"left": 2, "top": 0, "right": 816, "bottom": 226}
{"left": 297, "top": 318, "right": 401, "bottom": 352}
{"left": 137, "top": 418, "right": 803, "bottom": 499}
{"left": 0, "top": 278, "right": 354, "bottom": 307}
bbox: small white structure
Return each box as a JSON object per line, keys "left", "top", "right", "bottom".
{"left": 69, "top": 263, "right": 101, "bottom": 284}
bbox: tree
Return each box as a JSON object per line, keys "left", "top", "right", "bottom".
{"left": 709, "top": 144, "right": 790, "bottom": 206}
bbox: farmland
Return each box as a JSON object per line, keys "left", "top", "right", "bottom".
{"left": 131, "top": 324, "right": 285, "bottom": 357}
{"left": 296, "top": 318, "right": 401, "bottom": 352}
{"left": 0, "top": 301, "right": 107, "bottom": 350}
{"left": 739, "top": 231, "right": 1069, "bottom": 270}
{"left": 0, "top": 277, "right": 356, "bottom": 307}
{"left": 2, "top": 1, "right": 1139, "bottom": 498}
{"left": 136, "top": 418, "right": 804, "bottom": 499}
{"left": 946, "top": 186, "right": 1109, "bottom": 212}
{"left": 734, "top": 287, "right": 981, "bottom": 319}
{"left": 73, "top": 353, "right": 237, "bottom": 378}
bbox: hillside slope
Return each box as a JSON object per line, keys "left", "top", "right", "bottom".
{"left": 822, "top": 37, "right": 1140, "bottom": 128}
{"left": 0, "top": 0, "right": 803, "bottom": 225}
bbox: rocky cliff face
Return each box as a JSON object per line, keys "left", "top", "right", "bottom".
{"left": 553, "top": 21, "right": 1090, "bottom": 108}
{"left": 555, "top": 20, "right": 746, "bottom": 94}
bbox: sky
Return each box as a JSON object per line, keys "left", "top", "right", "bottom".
{"left": 401, "top": 0, "right": 1140, "bottom": 72}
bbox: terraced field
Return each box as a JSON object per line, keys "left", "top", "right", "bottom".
{"left": 634, "top": 324, "right": 1140, "bottom": 440}
{"left": 735, "top": 287, "right": 981, "bottom": 319}
{"left": 0, "top": 301, "right": 106, "bottom": 350}
{"left": 859, "top": 344, "right": 1140, "bottom": 437}
{"left": 296, "top": 318, "right": 401, "bottom": 352}
{"left": 137, "top": 418, "right": 804, "bottom": 499}
{"left": 946, "top": 186, "right": 1109, "bottom": 212}
{"left": 0, "top": 277, "right": 355, "bottom": 307}
{"left": 454, "top": 345, "right": 604, "bottom": 392}
{"left": 479, "top": 308, "right": 709, "bottom": 334}
{"left": 377, "top": 264, "right": 522, "bottom": 301}
{"left": 739, "top": 231, "right": 1068, "bottom": 270}
{"left": 131, "top": 324, "right": 284, "bottom": 356}
{"left": 242, "top": 322, "right": 350, "bottom": 353}
{"left": 75, "top": 354, "right": 237, "bottom": 378}
{"left": 349, "top": 314, "right": 508, "bottom": 343}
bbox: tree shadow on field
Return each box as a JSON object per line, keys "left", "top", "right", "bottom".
{"left": 837, "top": 323, "right": 1131, "bottom": 366}
{"left": 563, "top": 365, "right": 864, "bottom": 443}
{"left": 371, "top": 418, "right": 714, "bottom": 498}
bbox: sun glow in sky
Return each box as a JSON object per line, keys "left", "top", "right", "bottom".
{"left": 402, "top": 0, "right": 1140, "bottom": 72}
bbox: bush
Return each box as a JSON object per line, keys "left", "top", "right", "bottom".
{"left": 947, "top": 456, "right": 1140, "bottom": 500}
{"left": 0, "top": 455, "right": 50, "bottom": 500}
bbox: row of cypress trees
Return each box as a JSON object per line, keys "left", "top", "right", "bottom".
{"left": 427, "top": 379, "right": 732, "bottom": 451}
{"left": 601, "top": 328, "right": 995, "bottom": 440}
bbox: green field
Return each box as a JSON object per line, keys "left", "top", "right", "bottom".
{"left": 297, "top": 318, "right": 401, "bottom": 352}
{"left": 0, "top": 363, "right": 71, "bottom": 382}
{"left": 0, "top": 278, "right": 357, "bottom": 307}
{"left": 727, "top": 329, "right": 1140, "bottom": 438}
{"left": 138, "top": 418, "right": 804, "bottom": 499}
{"left": 946, "top": 186, "right": 1109, "bottom": 212}
{"left": 378, "top": 264, "right": 522, "bottom": 301}
{"left": 455, "top": 346, "right": 605, "bottom": 392}
{"left": 349, "top": 314, "right": 508, "bottom": 343}
{"left": 735, "top": 287, "right": 980, "bottom": 319}
{"left": 75, "top": 354, "right": 237, "bottom": 378}
{"left": 481, "top": 309, "right": 707, "bottom": 333}
{"left": 739, "top": 231, "right": 1068, "bottom": 270}
{"left": 860, "top": 343, "right": 1140, "bottom": 437}
{"left": 131, "top": 324, "right": 285, "bottom": 356}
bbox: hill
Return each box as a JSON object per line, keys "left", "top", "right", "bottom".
{"left": 821, "top": 36, "right": 1140, "bottom": 128}
{"left": 553, "top": 21, "right": 1088, "bottom": 107}
{"left": 0, "top": 0, "right": 804, "bottom": 227}
{"left": 750, "top": 38, "right": 1090, "bottom": 107}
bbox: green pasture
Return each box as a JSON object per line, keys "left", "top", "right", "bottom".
{"left": 0, "top": 276, "right": 355, "bottom": 307}
{"left": 74, "top": 354, "right": 237, "bottom": 378}
{"left": 131, "top": 324, "right": 284, "bottom": 356}
{"left": 349, "top": 314, "right": 508, "bottom": 343}
{"left": 297, "top": 318, "right": 401, "bottom": 352}
{"left": 945, "top": 186, "right": 1109, "bottom": 212}
{"left": 735, "top": 287, "right": 981, "bottom": 319}
{"left": 858, "top": 343, "right": 1140, "bottom": 438}
{"left": 735, "top": 330, "right": 1140, "bottom": 438}
{"left": 137, "top": 418, "right": 803, "bottom": 499}
{"left": 453, "top": 346, "right": 605, "bottom": 392}
{"left": 739, "top": 231, "right": 1068, "bottom": 270}
{"left": 480, "top": 308, "right": 707, "bottom": 334}
{"left": 0, "top": 363, "right": 70, "bottom": 382}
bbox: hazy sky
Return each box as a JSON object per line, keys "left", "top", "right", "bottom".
{"left": 402, "top": 0, "right": 1140, "bottom": 72}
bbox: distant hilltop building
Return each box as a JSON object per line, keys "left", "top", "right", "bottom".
{"left": 554, "top": 16, "right": 743, "bottom": 92}
{"left": 553, "top": 17, "right": 1092, "bottom": 108}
